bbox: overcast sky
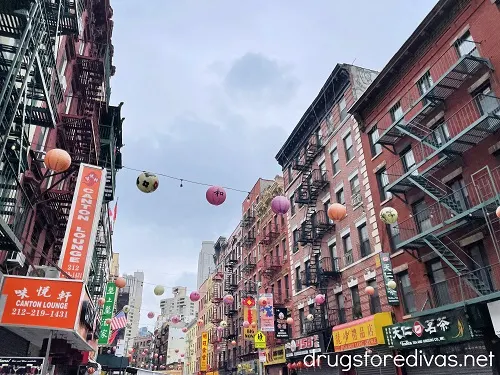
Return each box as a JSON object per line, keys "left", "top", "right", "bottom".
{"left": 109, "top": 0, "right": 439, "bottom": 329}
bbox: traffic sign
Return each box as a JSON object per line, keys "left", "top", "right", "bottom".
{"left": 254, "top": 330, "right": 266, "bottom": 349}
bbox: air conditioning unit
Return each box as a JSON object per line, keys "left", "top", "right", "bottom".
{"left": 6, "top": 251, "right": 26, "bottom": 267}
{"left": 28, "top": 265, "right": 59, "bottom": 279}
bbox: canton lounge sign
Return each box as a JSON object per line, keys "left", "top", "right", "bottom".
{"left": 380, "top": 253, "right": 399, "bottom": 305}
{"left": 285, "top": 334, "right": 324, "bottom": 358}
{"left": 383, "top": 310, "right": 481, "bottom": 350}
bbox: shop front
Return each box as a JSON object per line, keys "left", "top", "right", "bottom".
{"left": 332, "top": 312, "right": 394, "bottom": 375}
{"left": 284, "top": 334, "right": 334, "bottom": 375}
{"left": 238, "top": 359, "right": 258, "bottom": 375}
{"left": 383, "top": 309, "right": 496, "bottom": 375}
{"left": 264, "top": 345, "right": 286, "bottom": 375}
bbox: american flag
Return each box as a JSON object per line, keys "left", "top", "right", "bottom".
{"left": 110, "top": 311, "right": 127, "bottom": 330}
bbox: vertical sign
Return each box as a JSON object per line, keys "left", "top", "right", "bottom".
{"left": 200, "top": 332, "right": 208, "bottom": 371}
{"left": 58, "top": 164, "right": 106, "bottom": 280}
{"left": 243, "top": 305, "right": 257, "bottom": 340}
{"left": 274, "top": 307, "right": 289, "bottom": 339}
{"left": 98, "top": 282, "right": 117, "bottom": 345}
{"left": 259, "top": 293, "right": 274, "bottom": 332}
{"left": 380, "top": 253, "right": 400, "bottom": 305}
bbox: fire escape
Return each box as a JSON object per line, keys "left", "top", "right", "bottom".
{"left": 241, "top": 208, "right": 256, "bottom": 278}
{"left": 260, "top": 223, "right": 285, "bottom": 302}
{"left": 377, "top": 41, "right": 500, "bottom": 304}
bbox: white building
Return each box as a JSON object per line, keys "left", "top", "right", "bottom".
{"left": 160, "top": 286, "right": 197, "bottom": 321}
{"left": 197, "top": 241, "right": 215, "bottom": 288}
{"left": 123, "top": 271, "right": 144, "bottom": 349}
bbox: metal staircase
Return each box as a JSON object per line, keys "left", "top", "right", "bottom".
{"left": 423, "top": 235, "right": 492, "bottom": 296}
{"left": 408, "top": 175, "right": 465, "bottom": 214}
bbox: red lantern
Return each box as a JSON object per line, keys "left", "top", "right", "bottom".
{"left": 297, "top": 361, "right": 303, "bottom": 369}
{"left": 206, "top": 186, "right": 226, "bottom": 206}
{"left": 496, "top": 206, "right": 500, "bottom": 218}
{"left": 287, "top": 363, "right": 292, "bottom": 370}
{"left": 115, "top": 277, "right": 126, "bottom": 288}
{"left": 87, "top": 368, "right": 96, "bottom": 374}
{"left": 327, "top": 203, "right": 347, "bottom": 221}
{"left": 44, "top": 148, "right": 72, "bottom": 172}
{"left": 97, "top": 297, "right": 105, "bottom": 306}
{"left": 148, "top": 312, "right": 155, "bottom": 319}
{"left": 291, "top": 363, "right": 297, "bottom": 369}
{"left": 365, "top": 286, "right": 375, "bottom": 295}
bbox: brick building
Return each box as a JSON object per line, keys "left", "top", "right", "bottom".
{"left": 349, "top": 0, "right": 500, "bottom": 374}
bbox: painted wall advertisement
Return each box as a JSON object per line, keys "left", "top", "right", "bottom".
{"left": 258, "top": 293, "right": 274, "bottom": 332}
{"left": 98, "top": 282, "right": 118, "bottom": 345}
{"left": 273, "top": 307, "right": 289, "bottom": 339}
{"left": 200, "top": 332, "right": 208, "bottom": 371}
{"left": 58, "top": 164, "right": 106, "bottom": 281}
{"left": 379, "top": 252, "right": 400, "bottom": 305}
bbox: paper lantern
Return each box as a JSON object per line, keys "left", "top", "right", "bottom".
{"left": 154, "top": 353, "right": 159, "bottom": 358}
{"left": 287, "top": 363, "right": 292, "bottom": 370}
{"left": 154, "top": 285, "right": 165, "bottom": 296}
{"left": 496, "top": 206, "right": 500, "bottom": 218}
{"left": 181, "top": 354, "right": 185, "bottom": 358}
{"left": 271, "top": 195, "right": 290, "bottom": 215}
{"left": 97, "top": 297, "right": 105, "bottom": 306}
{"left": 314, "top": 294, "right": 325, "bottom": 305}
{"left": 104, "top": 318, "right": 111, "bottom": 324}
{"left": 223, "top": 294, "right": 234, "bottom": 304}
{"left": 44, "top": 148, "right": 72, "bottom": 172}
{"left": 197, "top": 319, "right": 204, "bottom": 326}
{"left": 380, "top": 207, "right": 398, "bottom": 224}
{"left": 206, "top": 186, "right": 226, "bottom": 206}
{"left": 306, "top": 314, "right": 314, "bottom": 321}
{"left": 297, "top": 361, "right": 303, "bottom": 369}
{"left": 220, "top": 320, "right": 228, "bottom": 328}
{"left": 365, "top": 286, "right": 375, "bottom": 295}
{"left": 182, "top": 327, "right": 188, "bottom": 333}
{"left": 175, "top": 349, "right": 179, "bottom": 353}
{"left": 87, "top": 368, "right": 96, "bottom": 374}
{"left": 128, "top": 348, "right": 133, "bottom": 354}
{"left": 327, "top": 203, "right": 347, "bottom": 221}
{"left": 251, "top": 322, "right": 257, "bottom": 328}
{"left": 115, "top": 277, "right": 126, "bottom": 288}
{"left": 286, "top": 317, "right": 293, "bottom": 324}
{"left": 190, "top": 291, "right": 201, "bottom": 302}
{"left": 387, "top": 280, "right": 397, "bottom": 290}
{"left": 217, "top": 326, "right": 224, "bottom": 332}
{"left": 242, "top": 321, "right": 250, "bottom": 328}
{"left": 231, "top": 340, "right": 237, "bottom": 345}
{"left": 259, "top": 297, "right": 267, "bottom": 306}
{"left": 171, "top": 315, "right": 181, "bottom": 324}
{"left": 148, "top": 312, "right": 155, "bottom": 319}
{"left": 123, "top": 305, "right": 130, "bottom": 313}
{"left": 136, "top": 171, "right": 159, "bottom": 193}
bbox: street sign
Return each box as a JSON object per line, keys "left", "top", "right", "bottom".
{"left": 254, "top": 330, "right": 266, "bottom": 349}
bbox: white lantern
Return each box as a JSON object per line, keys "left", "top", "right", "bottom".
{"left": 306, "top": 314, "right": 314, "bottom": 321}
{"left": 220, "top": 320, "right": 228, "bottom": 328}
{"left": 136, "top": 172, "right": 159, "bottom": 193}
{"left": 387, "top": 280, "right": 397, "bottom": 290}
{"left": 379, "top": 207, "right": 398, "bottom": 225}
{"left": 123, "top": 305, "right": 130, "bottom": 313}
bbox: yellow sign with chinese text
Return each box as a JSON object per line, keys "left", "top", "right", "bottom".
{"left": 332, "top": 312, "right": 393, "bottom": 352}
{"left": 201, "top": 332, "right": 208, "bottom": 371}
{"left": 264, "top": 345, "right": 285, "bottom": 366}
{"left": 243, "top": 305, "right": 257, "bottom": 341}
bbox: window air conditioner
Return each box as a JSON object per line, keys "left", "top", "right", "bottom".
{"left": 27, "top": 265, "right": 59, "bottom": 279}
{"left": 6, "top": 251, "right": 26, "bottom": 267}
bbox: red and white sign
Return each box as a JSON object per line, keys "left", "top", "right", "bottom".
{"left": 413, "top": 321, "right": 424, "bottom": 337}
{"left": 58, "top": 164, "right": 106, "bottom": 280}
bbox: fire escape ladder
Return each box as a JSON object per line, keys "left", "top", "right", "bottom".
{"left": 423, "top": 234, "right": 492, "bottom": 296}
{"left": 407, "top": 175, "right": 465, "bottom": 214}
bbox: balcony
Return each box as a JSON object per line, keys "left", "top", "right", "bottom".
{"left": 224, "top": 276, "right": 238, "bottom": 292}
{"left": 241, "top": 211, "right": 256, "bottom": 228}
{"left": 408, "top": 263, "right": 500, "bottom": 316}
{"left": 222, "top": 328, "right": 237, "bottom": 340}
{"left": 304, "top": 315, "right": 329, "bottom": 334}
{"left": 301, "top": 270, "right": 318, "bottom": 287}
{"left": 210, "top": 311, "right": 223, "bottom": 324}
{"left": 224, "top": 305, "right": 238, "bottom": 317}
{"left": 292, "top": 135, "right": 324, "bottom": 171}
{"left": 319, "top": 257, "right": 341, "bottom": 278}
{"left": 243, "top": 284, "right": 257, "bottom": 296}
{"left": 385, "top": 94, "right": 500, "bottom": 194}
{"left": 262, "top": 256, "right": 283, "bottom": 274}
{"left": 377, "top": 41, "right": 491, "bottom": 146}
{"left": 389, "top": 165, "right": 500, "bottom": 249}
{"left": 243, "top": 231, "right": 256, "bottom": 248}
{"left": 242, "top": 257, "right": 257, "bottom": 273}
{"left": 299, "top": 210, "right": 334, "bottom": 245}
{"left": 259, "top": 224, "right": 280, "bottom": 246}
{"left": 225, "top": 255, "right": 238, "bottom": 267}
{"left": 295, "top": 169, "right": 329, "bottom": 204}
{"left": 273, "top": 293, "right": 288, "bottom": 306}
{"left": 211, "top": 287, "right": 223, "bottom": 304}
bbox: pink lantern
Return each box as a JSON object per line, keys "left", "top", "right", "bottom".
{"left": 223, "top": 294, "right": 234, "bottom": 304}
{"left": 148, "top": 312, "right": 155, "bottom": 319}
{"left": 231, "top": 340, "right": 237, "bottom": 345}
{"left": 259, "top": 297, "right": 267, "bottom": 306}
{"left": 286, "top": 317, "right": 293, "bottom": 324}
{"left": 154, "top": 353, "right": 159, "bottom": 358}
{"left": 182, "top": 327, "right": 188, "bottom": 333}
{"left": 242, "top": 321, "right": 250, "bottom": 328}
{"left": 181, "top": 354, "right": 185, "bottom": 358}
{"left": 171, "top": 315, "right": 181, "bottom": 324}
{"left": 197, "top": 319, "right": 204, "bottom": 326}
{"left": 144, "top": 349, "right": 149, "bottom": 353}
{"left": 190, "top": 291, "right": 201, "bottom": 302}
{"left": 115, "top": 277, "right": 126, "bottom": 288}
{"left": 97, "top": 297, "right": 105, "bottom": 306}
{"left": 217, "top": 326, "right": 224, "bottom": 332}
{"left": 160, "top": 355, "right": 163, "bottom": 360}
{"left": 251, "top": 322, "right": 257, "bottom": 328}
{"left": 315, "top": 294, "right": 325, "bottom": 305}
{"left": 365, "top": 286, "right": 375, "bottom": 295}
{"left": 206, "top": 186, "right": 226, "bottom": 206}
{"left": 175, "top": 349, "right": 179, "bottom": 353}
{"left": 271, "top": 195, "right": 290, "bottom": 215}
{"left": 496, "top": 206, "right": 500, "bottom": 218}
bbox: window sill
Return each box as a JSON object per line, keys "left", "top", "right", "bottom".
{"left": 371, "top": 151, "right": 383, "bottom": 161}
{"left": 390, "top": 250, "right": 404, "bottom": 258}
{"left": 380, "top": 196, "right": 393, "bottom": 206}
{"left": 333, "top": 170, "right": 341, "bottom": 179}
{"left": 346, "top": 157, "right": 355, "bottom": 166}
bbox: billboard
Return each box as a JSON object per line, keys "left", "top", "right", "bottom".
{"left": 58, "top": 164, "right": 106, "bottom": 280}
{"left": 258, "top": 293, "right": 274, "bottom": 332}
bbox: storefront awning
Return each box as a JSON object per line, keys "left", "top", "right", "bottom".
{"left": 332, "top": 312, "right": 393, "bottom": 352}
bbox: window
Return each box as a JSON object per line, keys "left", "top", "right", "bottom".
{"left": 65, "top": 86, "right": 73, "bottom": 114}
{"left": 350, "top": 175, "right": 361, "bottom": 206}
{"left": 367, "top": 280, "right": 382, "bottom": 314}
{"left": 476, "top": 85, "right": 500, "bottom": 116}
{"left": 343, "top": 233, "right": 353, "bottom": 266}
{"left": 412, "top": 199, "right": 432, "bottom": 233}
{"left": 36, "top": 128, "right": 49, "bottom": 152}
{"left": 456, "top": 31, "right": 477, "bottom": 57}
{"left": 431, "top": 119, "right": 451, "bottom": 146}
{"left": 351, "top": 286, "right": 362, "bottom": 319}
{"left": 292, "top": 230, "right": 299, "bottom": 253}
{"left": 281, "top": 238, "right": 287, "bottom": 256}
{"left": 447, "top": 177, "right": 470, "bottom": 211}
{"left": 336, "top": 188, "right": 345, "bottom": 205}
{"left": 401, "top": 148, "right": 417, "bottom": 174}
{"left": 387, "top": 222, "right": 401, "bottom": 251}
{"left": 398, "top": 271, "right": 416, "bottom": 314}
{"left": 323, "top": 199, "right": 333, "bottom": 224}
{"left": 417, "top": 71, "right": 434, "bottom": 98}
{"left": 304, "top": 260, "right": 310, "bottom": 284}
{"left": 290, "top": 194, "right": 295, "bottom": 216}
{"left": 339, "top": 96, "right": 347, "bottom": 121}
{"left": 326, "top": 112, "right": 334, "bottom": 134}
{"left": 358, "top": 223, "right": 371, "bottom": 257}
{"left": 368, "top": 126, "right": 382, "bottom": 156}
{"left": 343, "top": 134, "right": 354, "bottom": 161}
{"left": 295, "top": 266, "right": 301, "bottom": 292}
{"left": 284, "top": 275, "right": 289, "bottom": 299}
{"left": 299, "top": 308, "right": 305, "bottom": 333}
{"left": 319, "top": 160, "right": 327, "bottom": 176}
{"left": 330, "top": 148, "right": 340, "bottom": 174}
{"left": 376, "top": 168, "right": 392, "bottom": 200}
{"left": 336, "top": 294, "right": 346, "bottom": 323}
{"left": 390, "top": 102, "right": 403, "bottom": 123}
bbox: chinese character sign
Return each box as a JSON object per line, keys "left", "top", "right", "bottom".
{"left": 274, "top": 307, "right": 289, "bottom": 339}
{"left": 243, "top": 305, "right": 257, "bottom": 340}
{"left": 259, "top": 293, "right": 274, "bottom": 332}
{"left": 0, "top": 276, "right": 84, "bottom": 330}
{"left": 98, "top": 282, "right": 117, "bottom": 345}
{"left": 200, "top": 332, "right": 208, "bottom": 371}
{"left": 379, "top": 253, "right": 400, "bottom": 305}
{"left": 59, "top": 164, "right": 106, "bottom": 281}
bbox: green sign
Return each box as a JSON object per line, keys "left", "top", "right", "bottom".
{"left": 383, "top": 310, "right": 480, "bottom": 350}
{"left": 380, "top": 253, "right": 399, "bottom": 305}
{"left": 98, "top": 282, "right": 117, "bottom": 345}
